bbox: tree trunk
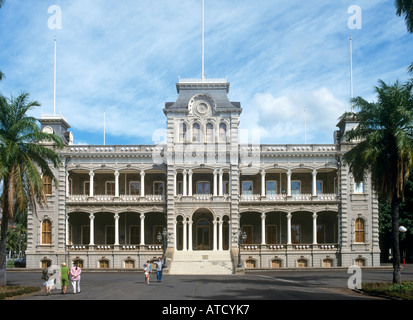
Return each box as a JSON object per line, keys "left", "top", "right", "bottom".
{"left": 391, "top": 195, "right": 401, "bottom": 284}
{"left": 0, "top": 214, "right": 8, "bottom": 287}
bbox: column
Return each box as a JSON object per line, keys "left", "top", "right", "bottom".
{"left": 219, "top": 169, "right": 223, "bottom": 196}
{"left": 287, "top": 213, "right": 292, "bottom": 245}
{"left": 188, "top": 169, "right": 193, "bottom": 196}
{"left": 140, "top": 214, "right": 145, "bottom": 245}
{"left": 188, "top": 220, "right": 193, "bottom": 251}
{"left": 183, "top": 170, "right": 187, "bottom": 196}
{"left": 261, "top": 170, "right": 266, "bottom": 197}
{"left": 173, "top": 170, "right": 177, "bottom": 197}
{"left": 213, "top": 220, "right": 217, "bottom": 251}
{"left": 114, "top": 213, "right": 119, "bottom": 245}
{"left": 183, "top": 220, "right": 187, "bottom": 251}
{"left": 261, "top": 213, "right": 266, "bottom": 245}
{"left": 218, "top": 219, "right": 223, "bottom": 251}
{"left": 66, "top": 216, "right": 69, "bottom": 246}
{"left": 66, "top": 171, "right": 70, "bottom": 197}
{"left": 114, "top": 170, "right": 120, "bottom": 197}
{"left": 312, "top": 169, "right": 317, "bottom": 197}
{"left": 89, "top": 213, "right": 95, "bottom": 245}
{"left": 89, "top": 170, "right": 94, "bottom": 197}
{"left": 213, "top": 169, "right": 218, "bottom": 196}
{"left": 287, "top": 169, "right": 292, "bottom": 197}
{"left": 312, "top": 213, "right": 318, "bottom": 244}
{"left": 140, "top": 170, "right": 145, "bottom": 197}
{"left": 174, "top": 221, "right": 178, "bottom": 251}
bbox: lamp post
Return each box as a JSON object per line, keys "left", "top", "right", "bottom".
{"left": 234, "top": 229, "right": 247, "bottom": 268}
{"left": 157, "top": 227, "right": 168, "bottom": 268}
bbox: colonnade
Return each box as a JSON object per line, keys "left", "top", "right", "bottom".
{"left": 66, "top": 212, "right": 161, "bottom": 246}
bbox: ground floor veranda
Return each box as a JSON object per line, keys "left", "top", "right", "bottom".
{"left": 28, "top": 208, "right": 378, "bottom": 270}
{"left": 66, "top": 209, "right": 339, "bottom": 250}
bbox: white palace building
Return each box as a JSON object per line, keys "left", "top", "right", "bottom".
{"left": 26, "top": 78, "right": 380, "bottom": 273}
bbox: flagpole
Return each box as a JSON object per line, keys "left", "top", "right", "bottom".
{"left": 54, "top": 36, "right": 57, "bottom": 116}
{"left": 104, "top": 110, "right": 106, "bottom": 145}
{"left": 304, "top": 107, "right": 307, "bottom": 144}
{"left": 350, "top": 34, "right": 353, "bottom": 107}
{"left": 202, "top": 0, "right": 205, "bottom": 81}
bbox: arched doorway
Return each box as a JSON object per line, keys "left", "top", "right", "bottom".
{"left": 192, "top": 210, "right": 214, "bottom": 251}
{"left": 197, "top": 219, "right": 210, "bottom": 250}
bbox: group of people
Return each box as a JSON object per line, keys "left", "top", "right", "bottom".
{"left": 42, "top": 257, "right": 163, "bottom": 294}
{"left": 42, "top": 262, "right": 82, "bottom": 295}
{"left": 144, "top": 256, "right": 164, "bottom": 284}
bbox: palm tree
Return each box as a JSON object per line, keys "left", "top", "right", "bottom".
{"left": 340, "top": 79, "right": 413, "bottom": 284}
{"left": 395, "top": 0, "right": 413, "bottom": 73}
{"left": 0, "top": 0, "right": 4, "bottom": 80}
{"left": 396, "top": 0, "right": 413, "bottom": 33}
{"left": 0, "top": 92, "right": 63, "bottom": 287}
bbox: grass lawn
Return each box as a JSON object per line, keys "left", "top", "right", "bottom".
{"left": 0, "top": 286, "right": 41, "bottom": 300}
{"left": 362, "top": 281, "right": 413, "bottom": 300}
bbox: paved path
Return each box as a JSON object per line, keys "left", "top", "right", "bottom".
{"left": 7, "top": 267, "right": 410, "bottom": 318}
{"left": 7, "top": 266, "right": 410, "bottom": 301}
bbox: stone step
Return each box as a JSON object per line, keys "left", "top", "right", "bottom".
{"left": 169, "top": 251, "right": 234, "bottom": 275}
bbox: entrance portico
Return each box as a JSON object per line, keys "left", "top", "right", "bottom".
{"left": 175, "top": 209, "right": 229, "bottom": 252}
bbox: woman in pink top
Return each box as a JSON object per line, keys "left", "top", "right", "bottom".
{"left": 70, "top": 263, "right": 82, "bottom": 294}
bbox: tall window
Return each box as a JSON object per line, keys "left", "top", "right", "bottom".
{"left": 84, "top": 181, "right": 90, "bottom": 196}
{"left": 291, "top": 181, "right": 301, "bottom": 195}
{"left": 316, "top": 181, "right": 323, "bottom": 194}
{"left": 219, "top": 123, "right": 227, "bottom": 142}
{"left": 179, "top": 123, "right": 187, "bottom": 142}
{"left": 42, "top": 220, "right": 52, "bottom": 244}
{"left": 206, "top": 123, "right": 214, "bottom": 143}
{"left": 193, "top": 123, "right": 201, "bottom": 142}
{"left": 106, "top": 226, "right": 115, "bottom": 245}
{"left": 154, "top": 182, "right": 165, "bottom": 195}
{"left": 197, "top": 181, "right": 210, "bottom": 194}
{"left": 242, "top": 181, "right": 253, "bottom": 195}
{"left": 355, "top": 218, "right": 365, "bottom": 243}
{"left": 292, "top": 224, "right": 301, "bottom": 244}
{"left": 266, "top": 181, "right": 277, "bottom": 195}
{"left": 354, "top": 181, "right": 364, "bottom": 193}
{"left": 223, "top": 181, "right": 229, "bottom": 195}
{"left": 130, "top": 226, "right": 140, "bottom": 244}
{"left": 129, "top": 181, "right": 140, "bottom": 195}
{"left": 42, "top": 175, "right": 52, "bottom": 195}
{"left": 105, "top": 181, "right": 115, "bottom": 195}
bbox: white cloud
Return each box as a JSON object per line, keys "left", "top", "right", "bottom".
{"left": 0, "top": 0, "right": 412, "bottom": 146}
{"left": 248, "top": 87, "right": 347, "bottom": 144}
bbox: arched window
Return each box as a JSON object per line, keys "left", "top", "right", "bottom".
{"left": 42, "top": 219, "right": 52, "bottom": 244}
{"left": 355, "top": 218, "right": 365, "bottom": 243}
{"left": 206, "top": 123, "right": 214, "bottom": 143}
{"left": 193, "top": 123, "right": 201, "bottom": 142}
{"left": 219, "top": 123, "right": 227, "bottom": 142}
{"left": 179, "top": 123, "right": 187, "bottom": 142}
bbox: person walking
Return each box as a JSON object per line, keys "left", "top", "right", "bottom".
{"left": 70, "top": 263, "right": 82, "bottom": 294}
{"left": 41, "top": 267, "right": 53, "bottom": 295}
{"left": 154, "top": 257, "right": 163, "bottom": 283}
{"left": 144, "top": 260, "right": 152, "bottom": 284}
{"left": 60, "top": 262, "right": 70, "bottom": 294}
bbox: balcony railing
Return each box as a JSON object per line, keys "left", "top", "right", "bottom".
{"left": 242, "top": 244, "right": 338, "bottom": 251}
{"left": 175, "top": 194, "right": 230, "bottom": 202}
{"left": 67, "top": 194, "right": 165, "bottom": 204}
{"left": 240, "top": 193, "right": 338, "bottom": 202}
{"left": 67, "top": 244, "right": 164, "bottom": 251}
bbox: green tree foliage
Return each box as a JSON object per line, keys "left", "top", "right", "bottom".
{"left": 0, "top": 92, "right": 63, "bottom": 287}
{"left": 341, "top": 79, "right": 413, "bottom": 284}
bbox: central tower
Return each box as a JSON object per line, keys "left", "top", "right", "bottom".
{"left": 163, "top": 77, "right": 242, "bottom": 253}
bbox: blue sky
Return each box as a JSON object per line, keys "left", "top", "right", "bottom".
{"left": 0, "top": 0, "right": 412, "bottom": 146}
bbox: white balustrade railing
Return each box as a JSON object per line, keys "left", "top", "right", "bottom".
{"left": 67, "top": 194, "right": 165, "bottom": 203}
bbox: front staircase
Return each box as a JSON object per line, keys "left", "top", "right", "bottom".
{"left": 168, "top": 251, "right": 234, "bottom": 275}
